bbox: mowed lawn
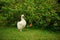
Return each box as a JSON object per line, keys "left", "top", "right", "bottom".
{"left": 0, "top": 27, "right": 60, "bottom": 40}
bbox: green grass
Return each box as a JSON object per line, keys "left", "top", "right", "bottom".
{"left": 0, "top": 27, "right": 60, "bottom": 40}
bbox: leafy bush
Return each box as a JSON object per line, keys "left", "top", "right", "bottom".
{"left": 0, "top": 0, "right": 60, "bottom": 31}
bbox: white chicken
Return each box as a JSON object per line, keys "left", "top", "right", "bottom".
{"left": 17, "top": 14, "right": 26, "bottom": 31}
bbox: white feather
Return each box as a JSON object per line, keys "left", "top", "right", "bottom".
{"left": 17, "top": 14, "right": 26, "bottom": 31}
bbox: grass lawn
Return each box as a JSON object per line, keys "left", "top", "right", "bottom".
{"left": 0, "top": 27, "right": 60, "bottom": 40}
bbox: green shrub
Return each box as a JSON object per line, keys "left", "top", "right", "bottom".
{"left": 0, "top": 0, "right": 60, "bottom": 31}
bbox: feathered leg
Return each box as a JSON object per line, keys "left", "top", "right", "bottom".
{"left": 20, "top": 29, "right": 22, "bottom": 32}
